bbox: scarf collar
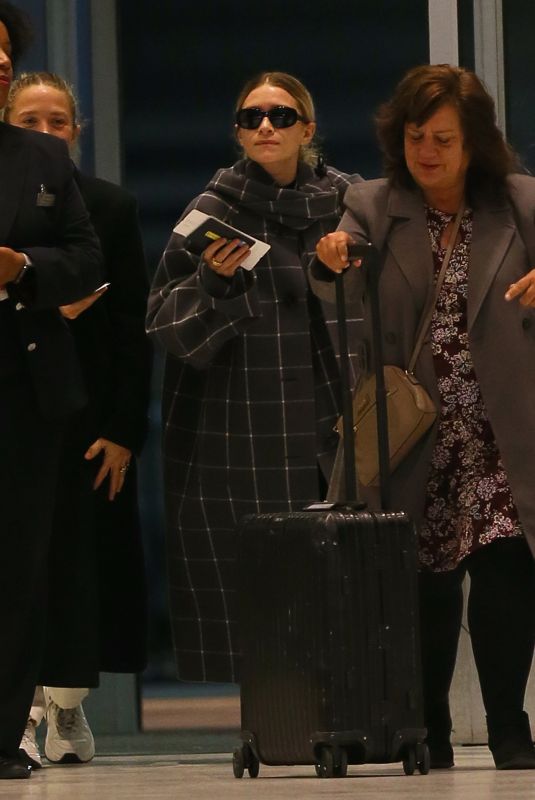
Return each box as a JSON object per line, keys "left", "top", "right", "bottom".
{"left": 205, "top": 159, "right": 343, "bottom": 231}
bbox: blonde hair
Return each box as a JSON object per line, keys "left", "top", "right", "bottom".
{"left": 4, "top": 70, "right": 79, "bottom": 125}
{"left": 235, "top": 71, "right": 319, "bottom": 166}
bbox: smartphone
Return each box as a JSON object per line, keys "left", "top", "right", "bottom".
{"left": 184, "top": 218, "right": 256, "bottom": 254}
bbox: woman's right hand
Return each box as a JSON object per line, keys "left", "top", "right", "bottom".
{"left": 203, "top": 238, "right": 251, "bottom": 278}
{"left": 316, "top": 231, "right": 361, "bottom": 274}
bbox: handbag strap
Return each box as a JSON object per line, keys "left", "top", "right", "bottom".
{"left": 407, "top": 205, "right": 465, "bottom": 374}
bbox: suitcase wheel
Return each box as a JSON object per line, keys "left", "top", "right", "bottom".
{"left": 314, "top": 746, "right": 348, "bottom": 778}
{"left": 416, "top": 742, "right": 430, "bottom": 775}
{"left": 232, "top": 744, "right": 260, "bottom": 779}
{"left": 402, "top": 746, "right": 416, "bottom": 776}
{"left": 247, "top": 751, "right": 260, "bottom": 778}
{"left": 232, "top": 746, "right": 245, "bottom": 779}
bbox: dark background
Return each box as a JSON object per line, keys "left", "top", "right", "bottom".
{"left": 503, "top": 0, "right": 535, "bottom": 170}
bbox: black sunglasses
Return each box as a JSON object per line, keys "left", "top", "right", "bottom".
{"left": 235, "top": 105, "right": 307, "bottom": 130}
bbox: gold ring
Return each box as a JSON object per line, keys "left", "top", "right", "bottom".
{"left": 119, "top": 464, "right": 129, "bottom": 474}
{"left": 212, "top": 259, "right": 223, "bottom": 268}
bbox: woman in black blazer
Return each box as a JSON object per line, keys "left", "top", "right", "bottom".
{"left": 4, "top": 71, "right": 152, "bottom": 768}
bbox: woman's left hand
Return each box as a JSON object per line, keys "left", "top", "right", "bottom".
{"left": 84, "top": 437, "right": 132, "bottom": 501}
{"left": 505, "top": 269, "right": 535, "bottom": 307}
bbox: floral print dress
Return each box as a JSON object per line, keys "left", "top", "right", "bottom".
{"left": 419, "top": 207, "right": 522, "bottom": 572}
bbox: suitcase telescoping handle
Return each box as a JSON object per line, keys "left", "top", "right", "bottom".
{"left": 334, "top": 243, "right": 391, "bottom": 510}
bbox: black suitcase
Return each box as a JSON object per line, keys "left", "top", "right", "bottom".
{"left": 233, "top": 247, "right": 428, "bottom": 779}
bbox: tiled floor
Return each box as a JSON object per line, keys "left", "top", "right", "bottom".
{"left": 6, "top": 685, "right": 528, "bottom": 798}
{"left": 1, "top": 747, "right": 534, "bottom": 799}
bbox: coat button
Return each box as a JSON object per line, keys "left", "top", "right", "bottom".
{"left": 522, "top": 317, "right": 532, "bottom": 330}
{"left": 15, "top": 302, "right": 24, "bottom": 311}
{"left": 385, "top": 332, "right": 397, "bottom": 344}
{"left": 27, "top": 342, "right": 37, "bottom": 352}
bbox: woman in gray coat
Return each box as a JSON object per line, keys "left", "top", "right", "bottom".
{"left": 314, "top": 64, "right": 535, "bottom": 771}
{"left": 147, "top": 72, "right": 361, "bottom": 683}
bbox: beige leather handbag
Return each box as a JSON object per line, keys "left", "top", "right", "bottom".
{"left": 340, "top": 366, "right": 436, "bottom": 486}
{"left": 335, "top": 206, "right": 464, "bottom": 488}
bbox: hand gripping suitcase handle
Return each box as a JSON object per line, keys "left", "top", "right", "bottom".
{"left": 335, "top": 244, "right": 391, "bottom": 509}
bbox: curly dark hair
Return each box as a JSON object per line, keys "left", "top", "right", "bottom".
{"left": 375, "top": 64, "right": 520, "bottom": 193}
{"left": 0, "top": 1, "right": 33, "bottom": 65}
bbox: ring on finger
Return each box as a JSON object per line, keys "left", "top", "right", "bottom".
{"left": 212, "top": 259, "right": 223, "bottom": 268}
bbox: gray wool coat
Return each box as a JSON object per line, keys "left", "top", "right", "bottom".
{"left": 310, "top": 175, "right": 535, "bottom": 561}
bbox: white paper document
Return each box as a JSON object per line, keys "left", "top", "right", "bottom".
{"left": 174, "top": 210, "right": 271, "bottom": 270}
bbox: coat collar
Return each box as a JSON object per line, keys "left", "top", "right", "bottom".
{"left": 385, "top": 181, "right": 516, "bottom": 331}
{"left": 385, "top": 183, "right": 435, "bottom": 309}
{"left": 468, "top": 186, "right": 515, "bottom": 331}
{"left": 0, "top": 122, "right": 29, "bottom": 244}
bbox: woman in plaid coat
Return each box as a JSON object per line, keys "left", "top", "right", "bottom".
{"left": 147, "top": 72, "right": 362, "bottom": 682}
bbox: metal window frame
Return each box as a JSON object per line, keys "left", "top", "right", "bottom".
{"left": 45, "top": 0, "right": 120, "bottom": 181}
{"left": 428, "top": 0, "right": 506, "bottom": 133}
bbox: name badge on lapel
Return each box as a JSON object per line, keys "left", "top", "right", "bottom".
{"left": 36, "top": 184, "right": 55, "bottom": 207}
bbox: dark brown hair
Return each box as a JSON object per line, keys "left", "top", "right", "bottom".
{"left": 375, "top": 64, "right": 519, "bottom": 192}
{"left": 0, "top": 1, "right": 32, "bottom": 65}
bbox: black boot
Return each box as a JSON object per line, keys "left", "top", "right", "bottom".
{"left": 0, "top": 754, "right": 31, "bottom": 779}
{"left": 488, "top": 712, "right": 535, "bottom": 770}
{"left": 466, "top": 540, "right": 535, "bottom": 770}
{"left": 419, "top": 568, "right": 464, "bottom": 770}
{"left": 426, "top": 702, "right": 454, "bottom": 769}
{"left": 428, "top": 741, "right": 454, "bottom": 770}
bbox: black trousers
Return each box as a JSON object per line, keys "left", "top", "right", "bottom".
{"left": 419, "top": 537, "right": 535, "bottom": 742}
{"left": 0, "top": 361, "right": 64, "bottom": 757}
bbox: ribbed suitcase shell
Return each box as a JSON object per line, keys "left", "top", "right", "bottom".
{"left": 237, "top": 507, "right": 426, "bottom": 773}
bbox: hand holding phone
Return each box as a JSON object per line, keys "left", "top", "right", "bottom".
{"left": 203, "top": 237, "right": 251, "bottom": 279}
{"left": 59, "top": 283, "right": 110, "bottom": 320}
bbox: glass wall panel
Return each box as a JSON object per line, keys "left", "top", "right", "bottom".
{"left": 503, "top": 0, "right": 535, "bottom": 171}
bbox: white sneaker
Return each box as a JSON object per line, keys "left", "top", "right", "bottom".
{"left": 44, "top": 702, "right": 95, "bottom": 764}
{"left": 19, "top": 718, "right": 42, "bottom": 769}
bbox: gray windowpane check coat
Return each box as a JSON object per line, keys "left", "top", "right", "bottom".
{"left": 147, "top": 159, "right": 362, "bottom": 681}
